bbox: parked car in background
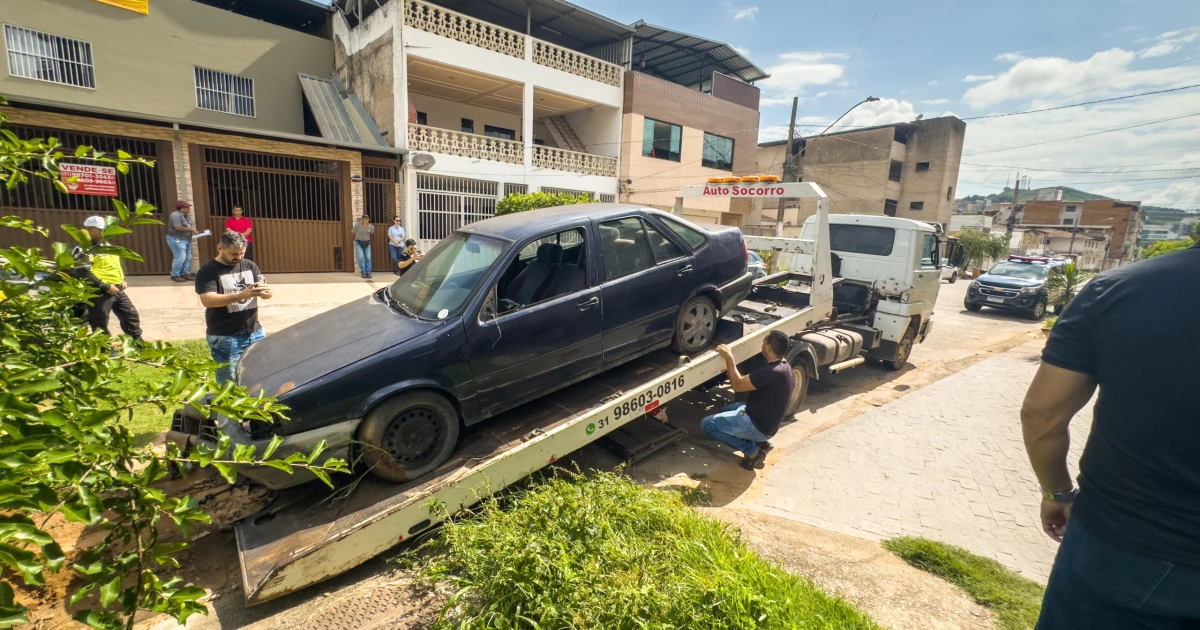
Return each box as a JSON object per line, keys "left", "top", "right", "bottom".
{"left": 747, "top": 250, "right": 767, "bottom": 280}
{"left": 184, "top": 205, "right": 754, "bottom": 490}
{"left": 964, "top": 256, "right": 1062, "bottom": 320}
{"left": 940, "top": 257, "right": 958, "bottom": 283}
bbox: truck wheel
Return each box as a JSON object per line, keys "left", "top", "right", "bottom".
{"left": 357, "top": 391, "right": 460, "bottom": 483}
{"left": 964, "top": 301, "right": 982, "bottom": 312}
{"left": 887, "top": 327, "right": 916, "bottom": 371}
{"left": 671, "top": 295, "right": 716, "bottom": 354}
{"left": 785, "top": 361, "right": 810, "bottom": 416}
{"left": 1028, "top": 300, "right": 1047, "bottom": 320}
{"left": 947, "top": 271, "right": 958, "bottom": 284}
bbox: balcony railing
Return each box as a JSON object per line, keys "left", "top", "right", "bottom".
{"left": 532, "top": 41, "right": 622, "bottom": 87}
{"left": 403, "top": 0, "right": 622, "bottom": 86}
{"left": 408, "top": 124, "right": 523, "bottom": 164}
{"left": 533, "top": 145, "right": 618, "bottom": 177}
{"left": 403, "top": 0, "right": 525, "bottom": 59}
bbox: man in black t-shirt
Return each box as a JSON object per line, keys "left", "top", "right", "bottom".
{"left": 1022, "top": 242, "right": 1200, "bottom": 629}
{"left": 195, "top": 232, "right": 272, "bottom": 384}
{"left": 396, "top": 239, "right": 422, "bottom": 276}
{"left": 703, "top": 330, "right": 795, "bottom": 470}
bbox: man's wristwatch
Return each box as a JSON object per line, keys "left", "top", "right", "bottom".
{"left": 1041, "top": 487, "right": 1078, "bottom": 503}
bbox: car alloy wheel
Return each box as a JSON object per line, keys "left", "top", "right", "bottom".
{"left": 1029, "top": 300, "right": 1047, "bottom": 320}
{"left": 672, "top": 295, "right": 717, "bottom": 353}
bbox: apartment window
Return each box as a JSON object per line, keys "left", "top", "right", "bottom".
{"left": 642, "top": 118, "right": 681, "bottom": 162}
{"left": 888, "top": 160, "right": 903, "bottom": 182}
{"left": 461, "top": 118, "right": 474, "bottom": 134}
{"left": 194, "top": 67, "right": 255, "bottom": 117}
{"left": 915, "top": 161, "right": 930, "bottom": 172}
{"left": 910, "top": 201, "right": 925, "bottom": 211}
{"left": 416, "top": 111, "right": 427, "bottom": 126}
{"left": 947, "top": 186, "right": 953, "bottom": 201}
{"left": 4, "top": 24, "right": 94, "bottom": 89}
{"left": 1063, "top": 218, "right": 1075, "bottom": 226}
{"left": 484, "top": 125, "right": 515, "bottom": 140}
{"left": 884, "top": 199, "right": 898, "bottom": 217}
{"left": 1065, "top": 205, "right": 1078, "bottom": 212}
{"left": 503, "top": 183, "right": 528, "bottom": 197}
{"left": 701, "top": 133, "right": 734, "bottom": 171}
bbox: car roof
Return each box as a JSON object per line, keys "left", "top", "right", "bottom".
{"left": 459, "top": 203, "right": 661, "bottom": 241}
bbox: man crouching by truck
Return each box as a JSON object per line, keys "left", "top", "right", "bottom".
{"left": 704, "top": 330, "right": 794, "bottom": 470}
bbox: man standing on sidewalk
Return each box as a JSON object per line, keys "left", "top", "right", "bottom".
{"left": 703, "top": 330, "right": 794, "bottom": 470}
{"left": 73, "top": 216, "right": 143, "bottom": 341}
{"left": 352, "top": 214, "right": 375, "bottom": 279}
{"left": 167, "top": 200, "right": 197, "bottom": 282}
{"left": 224, "top": 206, "right": 254, "bottom": 261}
{"left": 1021, "top": 242, "right": 1200, "bottom": 629}
{"left": 387, "top": 217, "right": 406, "bottom": 275}
{"left": 195, "top": 232, "right": 272, "bottom": 384}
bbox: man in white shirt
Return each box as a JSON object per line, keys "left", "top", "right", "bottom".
{"left": 387, "top": 217, "right": 407, "bottom": 275}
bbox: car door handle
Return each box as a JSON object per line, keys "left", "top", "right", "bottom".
{"left": 677, "top": 265, "right": 694, "bottom": 276}
{"left": 578, "top": 296, "right": 600, "bottom": 310}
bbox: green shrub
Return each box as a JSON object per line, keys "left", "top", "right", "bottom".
{"left": 410, "top": 471, "right": 879, "bottom": 629}
{"left": 495, "top": 191, "right": 595, "bottom": 216}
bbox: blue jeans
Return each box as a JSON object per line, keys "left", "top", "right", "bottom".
{"left": 1036, "top": 518, "right": 1200, "bottom": 629}
{"left": 166, "top": 235, "right": 191, "bottom": 277}
{"left": 388, "top": 244, "right": 403, "bottom": 270}
{"left": 701, "top": 402, "right": 768, "bottom": 457}
{"left": 206, "top": 328, "right": 266, "bottom": 384}
{"left": 355, "top": 241, "right": 371, "bottom": 275}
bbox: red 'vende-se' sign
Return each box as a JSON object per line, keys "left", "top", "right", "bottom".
{"left": 60, "top": 164, "right": 119, "bottom": 197}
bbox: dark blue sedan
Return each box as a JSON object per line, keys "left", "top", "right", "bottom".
{"left": 227, "top": 204, "right": 753, "bottom": 488}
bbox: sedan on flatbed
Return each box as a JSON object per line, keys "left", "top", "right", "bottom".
{"left": 174, "top": 205, "right": 753, "bottom": 489}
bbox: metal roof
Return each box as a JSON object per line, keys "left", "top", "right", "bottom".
{"left": 299, "top": 74, "right": 390, "bottom": 148}
{"left": 630, "top": 21, "right": 768, "bottom": 87}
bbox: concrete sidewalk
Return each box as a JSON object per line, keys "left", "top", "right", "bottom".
{"left": 125, "top": 273, "right": 382, "bottom": 341}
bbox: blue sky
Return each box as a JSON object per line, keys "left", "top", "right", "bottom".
{"left": 573, "top": 0, "right": 1200, "bottom": 207}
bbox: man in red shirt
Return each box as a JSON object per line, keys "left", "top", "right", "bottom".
{"left": 224, "top": 206, "right": 254, "bottom": 261}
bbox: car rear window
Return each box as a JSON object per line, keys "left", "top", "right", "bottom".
{"left": 829, "top": 225, "right": 896, "bottom": 256}
{"left": 656, "top": 215, "right": 708, "bottom": 251}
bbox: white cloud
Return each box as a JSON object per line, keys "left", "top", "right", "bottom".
{"left": 994, "top": 52, "right": 1026, "bottom": 63}
{"left": 838, "top": 98, "right": 919, "bottom": 128}
{"left": 963, "top": 74, "right": 997, "bottom": 82}
{"left": 927, "top": 80, "right": 940, "bottom": 87}
{"left": 730, "top": 5, "right": 759, "bottom": 20}
{"left": 920, "top": 98, "right": 952, "bottom": 105}
{"left": 962, "top": 48, "right": 1138, "bottom": 107}
{"left": 1138, "top": 27, "right": 1200, "bottom": 58}
{"left": 733, "top": 46, "right": 751, "bottom": 57}
{"left": 757, "top": 52, "right": 848, "bottom": 107}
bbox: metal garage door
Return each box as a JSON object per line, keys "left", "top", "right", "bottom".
{"left": 363, "top": 162, "right": 399, "bottom": 274}
{"left": 0, "top": 125, "right": 170, "bottom": 275}
{"left": 196, "top": 147, "right": 347, "bottom": 273}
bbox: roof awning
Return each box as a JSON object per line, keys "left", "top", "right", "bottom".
{"left": 299, "top": 74, "right": 390, "bottom": 148}
{"left": 631, "top": 21, "right": 768, "bottom": 87}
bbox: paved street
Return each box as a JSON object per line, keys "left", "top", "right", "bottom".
{"left": 748, "top": 340, "right": 1092, "bottom": 582}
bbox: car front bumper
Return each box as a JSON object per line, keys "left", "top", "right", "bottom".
{"left": 965, "top": 286, "right": 1044, "bottom": 312}
{"left": 167, "top": 404, "right": 359, "bottom": 490}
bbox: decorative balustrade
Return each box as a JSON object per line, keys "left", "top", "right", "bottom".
{"left": 533, "top": 41, "right": 623, "bottom": 86}
{"left": 408, "top": 124, "right": 524, "bottom": 164}
{"left": 403, "top": 0, "right": 525, "bottom": 59}
{"left": 533, "top": 145, "right": 618, "bottom": 177}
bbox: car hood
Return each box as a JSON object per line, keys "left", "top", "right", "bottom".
{"left": 976, "top": 274, "right": 1044, "bottom": 289}
{"left": 237, "top": 291, "right": 443, "bottom": 397}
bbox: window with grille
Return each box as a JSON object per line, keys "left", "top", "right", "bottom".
{"left": 194, "top": 67, "right": 255, "bottom": 117}
{"left": 598, "top": 193, "right": 616, "bottom": 203}
{"left": 4, "top": 24, "right": 94, "bottom": 89}
{"left": 542, "top": 187, "right": 594, "bottom": 199}
{"left": 504, "top": 183, "right": 528, "bottom": 197}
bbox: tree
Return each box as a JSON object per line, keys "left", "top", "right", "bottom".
{"left": 0, "top": 97, "right": 348, "bottom": 629}
{"left": 1046, "top": 262, "right": 1095, "bottom": 309}
{"left": 955, "top": 229, "right": 1008, "bottom": 271}
{"left": 1142, "top": 238, "right": 1195, "bottom": 259}
{"left": 495, "top": 191, "right": 595, "bottom": 216}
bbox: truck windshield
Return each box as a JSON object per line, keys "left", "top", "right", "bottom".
{"left": 988, "top": 262, "right": 1049, "bottom": 280}
{"left": 829, "top": 225, "right": 896, "bottom": 256}
{"left": 389, "top": 233, "right": 505, "bottom": 319}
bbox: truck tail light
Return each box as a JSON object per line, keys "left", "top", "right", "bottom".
{"left": 742, "top": 238, "right": 748, "bottom": 262}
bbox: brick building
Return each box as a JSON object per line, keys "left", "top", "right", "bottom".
{"left": 1018, "top": 199, "right": 1142, "bottom": 268}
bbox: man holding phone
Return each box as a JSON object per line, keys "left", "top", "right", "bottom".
{"left": 195, "top": 231, "right": 272, "bottom": 383}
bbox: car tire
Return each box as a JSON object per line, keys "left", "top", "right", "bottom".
{"left": 357, "top": 391, "right": 460, "bottom": 484}
{"left": 887, "top": 326, "right": 916, "bottom": 371}
{"left": 785, "top": 360, "right": 810, "bottom": 416}
{"left": 964, "top": 301, "right": 982, "bottom": 312}
{"left": 671, "top": 294, "right": 717, "bottom": 354}
{"left": 947, "top": 271, "right": 957, "bottom": 284}
{"left": 1028, "top": 299, "right": 1048, "bottom": 321}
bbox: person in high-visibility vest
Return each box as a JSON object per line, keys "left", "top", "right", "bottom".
{"left": 73, "top": 216, "right": 143, "bottom": 341}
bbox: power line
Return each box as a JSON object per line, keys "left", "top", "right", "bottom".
{"left": 963, "top": 110, "right": 1200, "bottom": 155}
{"left": 1035, "top": 54, "right": 1200, "bottom": 107}
{"left": 960, "top": 83, "right": 1200, "bottom": 121}
{"left": 811, "top": 0, "right": 888, "bottom": 121}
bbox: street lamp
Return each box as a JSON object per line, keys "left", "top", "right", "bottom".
{"left": 819, "top": 96, "right": 880, "bottom": 136}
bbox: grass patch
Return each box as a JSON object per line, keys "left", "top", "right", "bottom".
{"left": 408, "top": 471, "right": 879, "bottom": 629}
{"left": 884, "top": 537, "right": 1044, "bottom": 630}
{"left": 110, "top": 339, "right": 210, "bottom": 446}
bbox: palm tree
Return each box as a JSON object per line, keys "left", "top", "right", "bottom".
{"left": 1046, "top": 262, "right": 1095, "bottom": 311}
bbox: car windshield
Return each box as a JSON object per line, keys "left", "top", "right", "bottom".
{"left": 388, "top": 233, "right": 505, "bottom": 319}
{"left": 748, "top": 251, "right": 763, "bottom": 264}
{"left": 987, "top": 262, "right": 1049, "bottom": 280}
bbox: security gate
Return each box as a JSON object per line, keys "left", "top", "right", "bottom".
{"left": 416, "top": 173, "right": 497, "bottom": 242}
{"left": 195, "top": 147, "right": 346, "bottom": 273}
{"left": 363, "top": 162, "right": 399, "bottom": 273}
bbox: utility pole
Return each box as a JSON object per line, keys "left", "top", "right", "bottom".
{"left": 776, "top": 96, "right": 799, "bottom": 238}
{"left": 1005, "top": 172, "right": 1021, "bottom": 239}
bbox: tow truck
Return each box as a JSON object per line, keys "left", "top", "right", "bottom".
{"left": 211, "top": 181, "right": 960, "bottom": 604}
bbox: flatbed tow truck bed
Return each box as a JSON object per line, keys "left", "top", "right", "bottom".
{"left": 234, "top": 184, "right": 836, "bottom": 605}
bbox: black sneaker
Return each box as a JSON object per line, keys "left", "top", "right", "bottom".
{"left": 740, "top": 444, "right": 768, "bottom": 470}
